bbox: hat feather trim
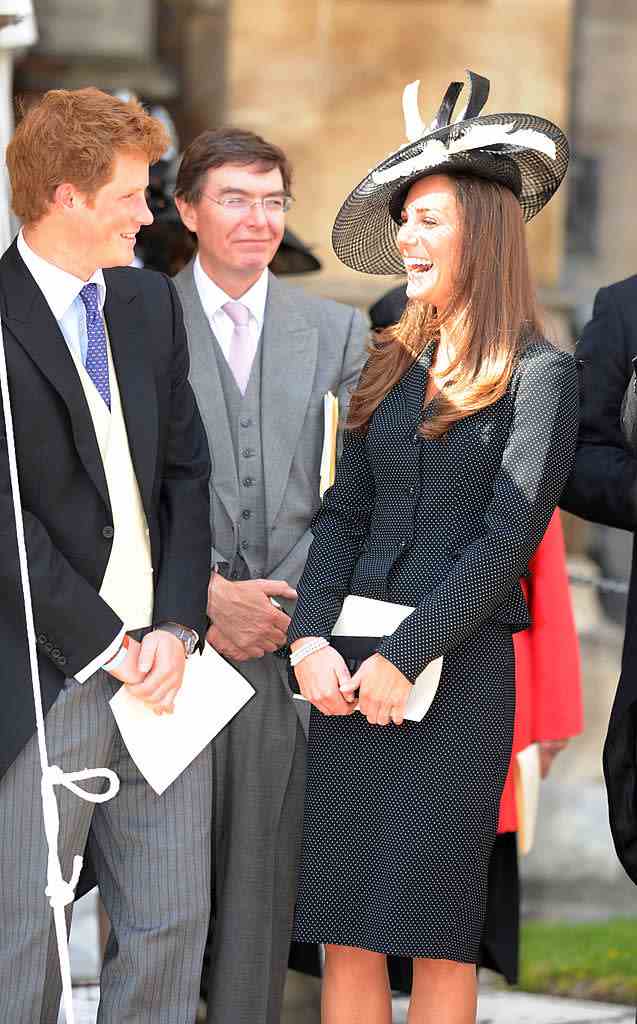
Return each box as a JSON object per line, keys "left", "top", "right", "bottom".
{"left": 372, "top": 121, "right": 557, "bottom": 186}
{"left": 402, "top": 80, "right": 426, "bottom": 143}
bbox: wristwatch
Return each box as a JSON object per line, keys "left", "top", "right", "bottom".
{"left": 157, "top": 621, "right": 198, "bottom": 657}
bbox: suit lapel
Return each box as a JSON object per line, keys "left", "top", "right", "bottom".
{"left": 0, "top": 242, "right": 110, "bottom": 509}
{"left": 103, "top": 273, "right": 157, "bottom": 516}
{"left": 174, "top": 262, "right": 239, "bottom": 524}
{"left": 261, "top": 274, "right": 318, "bottom": 526}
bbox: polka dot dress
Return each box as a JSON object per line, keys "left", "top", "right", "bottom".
{"left": 288, "top": 338, "right": 579, "bottom": 959}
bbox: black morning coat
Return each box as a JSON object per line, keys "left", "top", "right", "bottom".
{"left": 0, "top": 239, "right": 211, "bottom": 782}
{"left": 561, "top": 275, "right": 637, "bottom": 885}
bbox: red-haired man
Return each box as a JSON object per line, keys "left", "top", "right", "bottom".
{"left": 0, "top": 88, "right": 212, "bottom": 1022}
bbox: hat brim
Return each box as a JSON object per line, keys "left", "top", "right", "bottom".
{"left": 332, "top": 112, "right": 569, "bottom": 275}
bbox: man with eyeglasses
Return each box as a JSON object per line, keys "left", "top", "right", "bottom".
{"left": 173, "top": 128, "right": 368, "bottom": 1024}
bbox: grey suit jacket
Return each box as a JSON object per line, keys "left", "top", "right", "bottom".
{"left": 173, "top": 262, "right": 369, "bottom": 606}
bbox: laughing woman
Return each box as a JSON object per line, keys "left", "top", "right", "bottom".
{"left": 288, "top": 72, "right": 578, "bottom": 1024}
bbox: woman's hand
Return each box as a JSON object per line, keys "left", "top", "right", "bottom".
{"left": 292, "top": 640, "right": 356, "bottom": 717}
{"left": 342, "top": 652, "right": 412, "bottom": 726}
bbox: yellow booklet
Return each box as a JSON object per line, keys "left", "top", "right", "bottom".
{"left": 514, "top": 742, "right": 541, "bottom": 855}
{"left": 320, "top": 391, "right": 339, "bottom": 498}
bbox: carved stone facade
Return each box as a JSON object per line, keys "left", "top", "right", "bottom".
{"left": 34, "top": 0, "right": 155, "bottom": 60}
{"left": 14, "top": 0, "right": 228, "bottom": 136}
{"left": 566, "top": 0, "right": 637, "bottom": 307}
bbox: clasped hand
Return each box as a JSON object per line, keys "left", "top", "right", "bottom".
{"left": 206, "top": 572, "right": 297, "bottom": 661}
{"left": 106, "top": 630, "right": 186, "bottom": 716}
{"left": 293, "top": 644, "right": 412, "bottom": 725}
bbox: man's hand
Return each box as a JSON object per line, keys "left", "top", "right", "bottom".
{"left": 206, "top": 572, "right": 296, "bottom": 661}
{"left": 291, "top": 640, "right": 355, "bottom": 716}
{"left": 343, "top": 653, "right": 412, "bottom": 726}
{"left": 120, "top": 630, "right": 186, "bottom": 715}
{"left": 107, "top": 636, "right": 146, "bottom": 686}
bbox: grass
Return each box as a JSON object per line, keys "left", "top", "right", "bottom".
{"left": 519, "top": 918, "right": 637, "bottom": 1004}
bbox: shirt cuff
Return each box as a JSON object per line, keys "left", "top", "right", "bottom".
{"left": 74, "top": 625, "right": 127, "bottom": 683}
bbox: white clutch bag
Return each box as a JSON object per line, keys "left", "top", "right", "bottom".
{"left": 331, "top": 595, "right": 443, "bottom": 722}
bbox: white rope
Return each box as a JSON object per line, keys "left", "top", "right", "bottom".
{"left": 0, "top": 313, "right": 120, "bottom": 1023}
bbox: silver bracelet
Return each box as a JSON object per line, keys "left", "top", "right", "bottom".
{"left": 289, "top": 637, "right": 329, "bottom": 667}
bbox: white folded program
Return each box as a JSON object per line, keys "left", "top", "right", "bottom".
{"left": 110, "top": 644, "right": 255, "bottom": 794}
{"left": 331, "top": 595, "right": 443, "bottom": 722}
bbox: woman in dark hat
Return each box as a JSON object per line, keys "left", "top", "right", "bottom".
{"left": 287, "top": 71, "right": 578, "bottom": 1023}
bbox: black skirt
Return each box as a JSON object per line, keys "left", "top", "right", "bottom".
{"left": 289, "top": 831, "right": 520, "bottom": 986}
{"left": 386, "top": 832, "right": 520, "bottom": 988}
{"left": 291, "top": 619, "right": 515, "bottom": 961}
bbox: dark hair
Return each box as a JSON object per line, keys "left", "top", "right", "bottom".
{"left": 175, "top": 127, "right": 292, "bottom": 203}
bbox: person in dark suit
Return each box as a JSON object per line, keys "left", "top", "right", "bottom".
{"left": 288, "top": 72, "right": 577, "bottom": 1023}
{"left": 0, "top": 87, "right": 212, "bottom": 1022}
{"left": 561, "top": 278, "right": 637, "bottom": 889}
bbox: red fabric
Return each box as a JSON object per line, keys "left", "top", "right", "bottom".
{"left": 497, "top": 511, "right": 583, "bottom": 833}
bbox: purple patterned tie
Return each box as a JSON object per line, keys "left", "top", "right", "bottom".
{"left": 223, "top": 301, "right": 257, "bottom": 395}
{"left": 79, "top": 283, "right": 111, "bottom": 410}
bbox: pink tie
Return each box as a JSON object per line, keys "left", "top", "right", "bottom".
{"left": 223, "top": 301, "right": 257, "bottom": 395}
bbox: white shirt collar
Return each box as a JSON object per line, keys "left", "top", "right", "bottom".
{"left": 17, "top": 228, "right": 106, "bottom": 321}
{"left": 193, "top": 254, "right": 269, "bottom": 331}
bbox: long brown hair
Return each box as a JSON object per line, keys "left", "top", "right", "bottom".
{"left": 347, "top": 174, "right": 542, "bottom": 439}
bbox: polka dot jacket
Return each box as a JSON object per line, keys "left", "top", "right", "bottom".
{"left": 288, "top": 337, "right": 580, "bottom": 681}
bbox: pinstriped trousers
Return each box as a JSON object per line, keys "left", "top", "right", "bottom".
{"left": 0, "top": 668, "right": 212, "bottom": 1024}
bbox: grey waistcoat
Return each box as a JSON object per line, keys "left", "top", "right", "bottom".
{"left": 212, "top": 333, "right": 267, "bottom": 580}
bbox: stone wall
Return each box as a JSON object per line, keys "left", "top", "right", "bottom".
{"left": 228, "top": 0, "right": 573, "bottom": 300}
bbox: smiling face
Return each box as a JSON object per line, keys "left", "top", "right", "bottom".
{"left": 396, "top": 174, "right": 462, "bottom": 309}
{"left": 70, "top": 150, "right": 153, "bottom": 274}
{"left": 175, "top": 162, "right": 286, "bottom": 296}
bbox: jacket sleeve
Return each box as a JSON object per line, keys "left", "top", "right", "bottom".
{"left": 152, "top": 276, "right": 212, "bottom": 641}
{"left": 379, "top": 349, "right": 580, "bottom": 682}
{"left": 287, "top": 420, "right": 375, "bottom": 643}
{"left": 561, "top": 285, "right": 637, "bottom": 530}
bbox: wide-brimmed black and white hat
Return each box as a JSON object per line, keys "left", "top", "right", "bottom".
{"left": 332, "top": 70, "right": 569, "bottom": 275}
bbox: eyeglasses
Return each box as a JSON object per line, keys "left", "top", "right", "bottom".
{"left": 200, "top": 192, "right": 293, "bottom": 214}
